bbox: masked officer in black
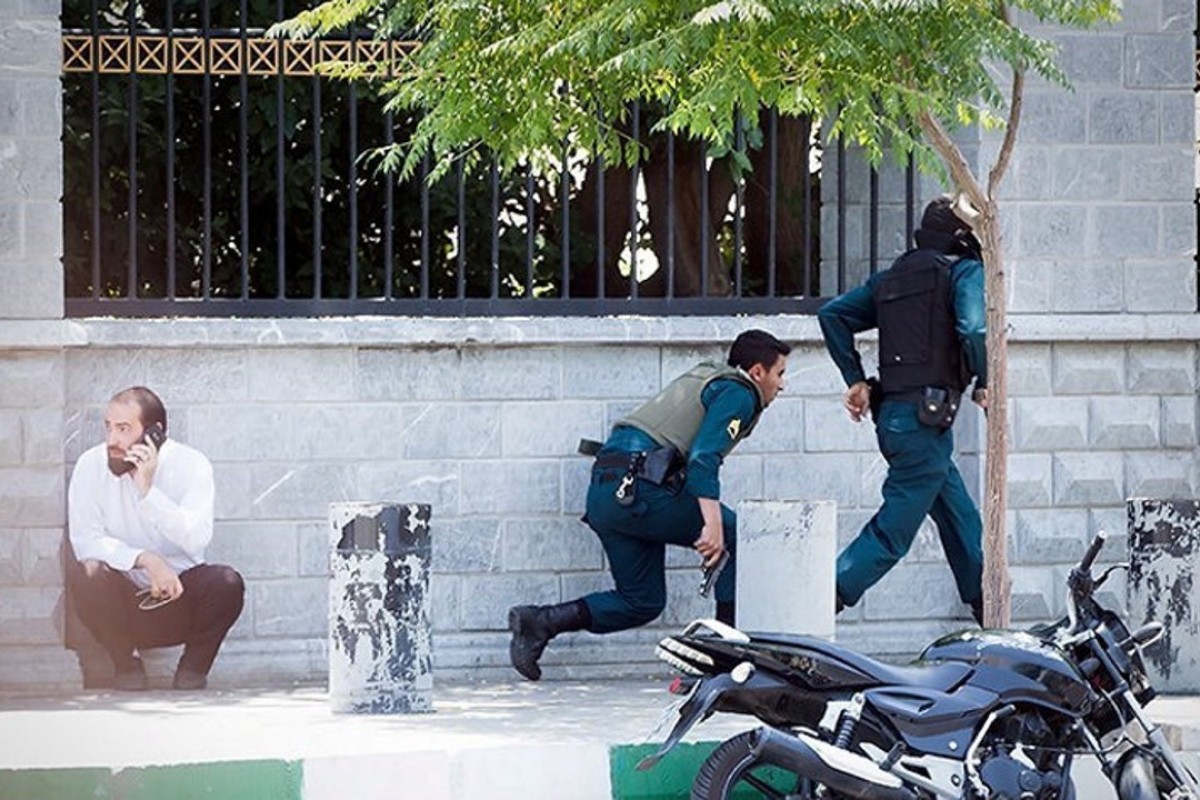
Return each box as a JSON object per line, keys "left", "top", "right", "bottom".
{"left": 507, "top": 330, "right": 790, "bottom": 681}
{"left": 818, "top": 195, "right": 988, "bottom": 624}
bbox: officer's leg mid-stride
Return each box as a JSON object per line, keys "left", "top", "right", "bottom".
{"left": 926, "top": 462, "right": 984, "bottom": 621}
{"left": 835, "top": 401, "right": 983, "bottom": 623}
{"left": 508, "top": 469, "right": 736, "bottom": 681}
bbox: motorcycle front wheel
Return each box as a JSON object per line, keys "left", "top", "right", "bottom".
{"left": 691, "top": 731, "right": 842, "bottom": 800}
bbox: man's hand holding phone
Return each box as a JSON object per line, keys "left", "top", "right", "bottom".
{"left": 126, "top": 423, "right": 164, "bottom": 497}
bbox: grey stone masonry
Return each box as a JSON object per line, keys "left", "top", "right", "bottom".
{"left": 1010, "top": 340, "right": 1199, "bottom": 579}
{"left": 0, "top": 0, "right": 62, "bottom": 321}
{"left": 0, "top": 0, "right": 1198, "bottom": 690}
{"left": 0, "top": 0, "right": 71, "bottom": 692}
{"left": 0, "top": 312, "right": 1176, "bottom": 688}
{"left": 827, "top": 1, "right": 1196, "bottom": 316}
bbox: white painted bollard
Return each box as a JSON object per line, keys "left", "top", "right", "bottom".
{"left": 1128, "top": 498, "right": 1200, "bottom": 693}
{"left": 329, "top": 502, "right": 433, "bottom": 713}
{"left": 735, "top": 500, "right": 837, "bottom": 638}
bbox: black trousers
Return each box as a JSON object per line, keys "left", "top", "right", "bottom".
{"left": 65, "top": 558, "right": 245, "bottom": 675}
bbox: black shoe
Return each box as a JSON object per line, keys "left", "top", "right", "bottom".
{"left": 172, "top": 668, "right": 208, "bottom": 691}
{"left": 507, "top": 600, "right": 590, "bottom": 682}
{"left": 113, "top": 658, "right": 147, "bottom": 691}
{"left": 970, "top": 599, "right": 985, "bottom": 627}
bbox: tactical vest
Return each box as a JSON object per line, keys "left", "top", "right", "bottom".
{"left": 873, "top": 249, "right": 970, "bottom": 395}
{"left": 618, "top": 362, "right": 765, "bottom": 455}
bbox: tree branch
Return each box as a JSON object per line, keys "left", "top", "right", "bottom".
{"left": 915, "top": 109, "right": 987, "bottom": 210}
{"left": 987, "top": 4, "right": 1024, "bottom": 199}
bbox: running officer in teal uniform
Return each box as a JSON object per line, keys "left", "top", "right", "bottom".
{"left": 507, "top": 330, "right": 790, "bottom": 681}
{"left": 818, "top": 195, "right": 988, "bottom": 624}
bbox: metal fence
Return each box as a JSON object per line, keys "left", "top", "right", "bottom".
{"left": 61, "top": 0, "right": 919, "bottom": 318}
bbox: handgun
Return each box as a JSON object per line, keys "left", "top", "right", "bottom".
{"left": 698, "top": 550, "right": 730, "bottom": 598}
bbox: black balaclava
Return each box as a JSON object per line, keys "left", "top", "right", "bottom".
{"left": 913, "top": 196, "right": 982, "bottom": 260}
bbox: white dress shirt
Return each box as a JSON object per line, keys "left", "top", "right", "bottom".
{"left": 68, "top": 438, "right": 215, "bottom": 588}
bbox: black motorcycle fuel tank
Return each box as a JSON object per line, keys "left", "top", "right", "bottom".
{"left": 920, "top": 630, "right": 1093, "bottom": 715}
{"left": 865, "top": 683, "right": 999, "bottom": 758}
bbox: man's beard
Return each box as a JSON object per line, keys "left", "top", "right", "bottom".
{"left": 108, "top": 450, "right": 135, "bottom": 476}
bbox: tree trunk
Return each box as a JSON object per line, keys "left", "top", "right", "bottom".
{"left": 916, "top": 102, "right": 1017, "bottom": 631}
{"left": 569, "top": 160, "right": 636, "bottom": 298}
{"left": 643, "top": 132, "right": 731, "bottom": 297}
{"left": 745, "top": 111, "right": 819, "bottom": 296}
{"left": 978, "top": 205, "right": 1012, "bottom": 629}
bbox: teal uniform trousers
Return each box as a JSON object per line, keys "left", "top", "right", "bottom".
{"left": 581, "top": 464, "right": 736, "bottom": 633}
{"left": 836, "top": 400, "right": 983, "bottom": 607}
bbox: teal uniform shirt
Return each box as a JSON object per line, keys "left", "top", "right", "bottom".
{"left": 818, "top": 257, "right": 988, "bottom": 391}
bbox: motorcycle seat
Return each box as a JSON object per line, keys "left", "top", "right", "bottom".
{"left": 742, "top": 632, "right": 973, "bottom": 692}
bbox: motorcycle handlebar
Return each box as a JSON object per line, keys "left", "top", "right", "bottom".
{"left": 1078, "top": 531, "right": 1107, "bottom": 574}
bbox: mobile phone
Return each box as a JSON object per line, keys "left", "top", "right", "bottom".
{"left": 142, "top": 422, "right": 166, "bottom": 449}
{"left": 111, "top": 422, "right": 166, "bottom": 476}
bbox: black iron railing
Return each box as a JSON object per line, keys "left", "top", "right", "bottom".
{"left": 62, "top": 1, "right": 918, "bottom": 318}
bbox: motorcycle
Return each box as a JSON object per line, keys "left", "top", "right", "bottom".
{"left": 639, "top": 532, "right": 1199, "bottom": 799}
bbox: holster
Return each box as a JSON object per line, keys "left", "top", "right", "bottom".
{"left": 589, "top": 444, "right": 684, "bottom": 490}
{"left": 640, "top": 445, "right": 683, "bottom": 486}
{"left": 917, "top": 386, "right": 961, "bottom": 429}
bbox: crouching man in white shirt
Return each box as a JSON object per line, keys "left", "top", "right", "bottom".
{"left": 66, "top": 386, "right": 244, "bottom": 691}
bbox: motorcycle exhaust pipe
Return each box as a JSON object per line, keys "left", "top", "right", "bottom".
{"left": 750, "top": 726, "right": 917, "bottom": 800}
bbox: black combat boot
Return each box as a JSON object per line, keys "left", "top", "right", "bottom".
{"left": 507, "top": 600, "right": 591, "bottom": 681}
{"left": 715, "top": 601, "right": 735, "bottom": 627}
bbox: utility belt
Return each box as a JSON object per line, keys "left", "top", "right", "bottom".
{"left": 579, "top": 439, "right": 686, "bottom": 506}
{"left": 883, "top": 385, "right": 962, "bottom": 429}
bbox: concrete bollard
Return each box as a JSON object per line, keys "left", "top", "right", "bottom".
{"left": 1128, "top": 498, "right": 1200, "bottom": 693}
{"left": 735, "top": 500, "right": 837, "bottom": 639}
{"left": 329, "top": 502, "right": 433, "bottom": 713}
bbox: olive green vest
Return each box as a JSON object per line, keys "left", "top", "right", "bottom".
{"left": 618, "top": 362, "right": 765, "bottom": 456}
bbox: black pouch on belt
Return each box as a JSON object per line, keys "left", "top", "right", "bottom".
{"left": 917, "top": 386, "right": 961, "bottom": 429}
{"left": 640, "top": 445, "right": 682, "bottom": 485}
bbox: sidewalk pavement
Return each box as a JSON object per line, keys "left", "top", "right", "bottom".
{"left": 0, "top": 680, "right": 1197, "bottom": 800}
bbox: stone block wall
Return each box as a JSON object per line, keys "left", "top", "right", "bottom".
{"left": 824, "top": 1, "right": 1197, "bottom": 316}
{"left": 0, "top": 0, "right": 63, "bottom": 323}
{"left": 0, "top": 0, "right": 78, "bottom": 690}
{"left": 25, "top": 316, "right": 1190, "bottom": 689}
{"left": 55, "top": 318, "right": 842, "bottom": 685}
{"left": 1002, "top": 5, "right": 1196, "bottom": 315}
{"left": 0, "top": 0, "right": 1197, "bottom": 690}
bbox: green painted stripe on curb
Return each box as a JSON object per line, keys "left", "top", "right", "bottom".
{"left": 610, "top": 740, "right": 802, "bottom": 800}
{"left": 609, "top": 742, "right": 718, "bottom": 800}
{"left": 0, "top": 760, "right": 303, "bottom": 800}
{"left": 0, "top": 768, "right": 114, "bottom": 800}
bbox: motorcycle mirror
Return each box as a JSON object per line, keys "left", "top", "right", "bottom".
{"left": 1094, "top": 562, "right": 1129, "bottom": 589}
{"left": 1128, "top": 621, "right": 1165, "bottom": 650}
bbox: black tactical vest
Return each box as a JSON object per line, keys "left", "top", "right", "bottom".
{"left": 872, "top": 248, "right": 969, "bottom": 395}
